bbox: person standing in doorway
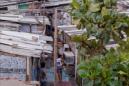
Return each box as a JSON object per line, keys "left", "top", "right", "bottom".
{"left": 56, "top": 55, "right": 63, "bottom": 81}
{"left": 40, "top": 61, "right": 47, "bottom": 86}
{"left": 40, "top": 71, "right": 47, "bottom": 86}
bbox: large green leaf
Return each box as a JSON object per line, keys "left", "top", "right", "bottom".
{"left": 86, "top": 80, "right": 94, "bottom": 86}
{"left": 78, "top": 70, "right": 89, "bottom": 78}
{"left": 101, "top": 7, "right": 110, "bottom": 17}
{"left": 118, "top": 71, "right": 127, "bottom": 75}
{"left": 103, "top": 31, "right": 110, "bottom": 44}
{"left": 96, "top": 15, "right": 103, "bottom": 23}
{"left": 123, "top": 28, "right": 129, "bottom": 37}
{"left": 82, "top": 0, "right": 90, "bottom": 7}
{"left": 104, "top": 0, "right": 111, "bottom": 7}
{"left": 72, "top": 0, "right": 80, "bottom": 9}
{"left": 111, "top": 0, "right": 117, "bottom": 5}
{"left": 89, "top": 3, "right": 100, "bottom": 12}
{"left": 112, "top": 30, "right": 121, "bottom": 42}
{"left": 108, "top": 80, "right": 122, "bottom": 86}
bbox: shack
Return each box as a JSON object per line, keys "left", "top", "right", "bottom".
{"left": 0, "top": 30, "right": 53, "bottom": 81}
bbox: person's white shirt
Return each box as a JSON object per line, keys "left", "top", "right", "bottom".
{"left": 56, "top": 58, "right": 62, "bottom": 67}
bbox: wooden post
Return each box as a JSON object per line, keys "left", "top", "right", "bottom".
{"left": 42, "top": 0, "right": 46, "bottom": 35}
{"left": 75, "top": 43, "right": 78, "bottom": 79}
{"left": 29, "top": 24, "right": 32, "bottom": 33}
{"left": 54, "top": 8, "right": 58, "bottom": 86}
{"left": 26, "top": 57, "right": 31, "bottom": 81}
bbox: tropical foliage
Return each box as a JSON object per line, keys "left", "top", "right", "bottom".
{"left": 78, "top": 41, "right": 129, "bottom": 86}
{"left": 70, "top": 0, "right": 129, "bottom": 86}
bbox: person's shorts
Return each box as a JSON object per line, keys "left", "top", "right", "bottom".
{"left": 57, "top": 67, "right": 62, "bottom": 74}
{"left": 40, "top": 80, "right": 47, "bottom": 86}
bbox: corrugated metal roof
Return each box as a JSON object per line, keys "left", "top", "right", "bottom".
{"left": 117, "top": 0, "right": 129, "bottom": 12}
{"left": 0, "top": 0, "right": 18, "bottom": 6}
{"left": 0, "top": 0, "right": 34, "bottom": 6}
{"left": 58, "top": 25, "right": 87, "bottom": 36}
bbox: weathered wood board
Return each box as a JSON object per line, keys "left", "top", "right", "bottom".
{"left": 0, "top": 31, "right": 53, "bottom": 57}
{"left": 0, "top": 14, "right": 50, "bottom": 25}
{"left": 0, "top": 30, "right": 53, "bottom": 42}
{"left": 0, "top": 34, "right": 42, "bottom": 45}
{"left": 0, "top": 44, "right": 41, "bottom": 57}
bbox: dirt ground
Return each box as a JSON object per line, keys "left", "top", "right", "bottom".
{"left": 0, "top": 79, "right": 39, "bottom": 86}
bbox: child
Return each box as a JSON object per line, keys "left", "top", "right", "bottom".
{"left": 56, "top": 55, "right": 63, "bottom": 80}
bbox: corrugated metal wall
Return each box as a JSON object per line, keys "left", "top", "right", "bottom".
{"left": 0, "top": 54, "right": 26, "bottom": 80}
